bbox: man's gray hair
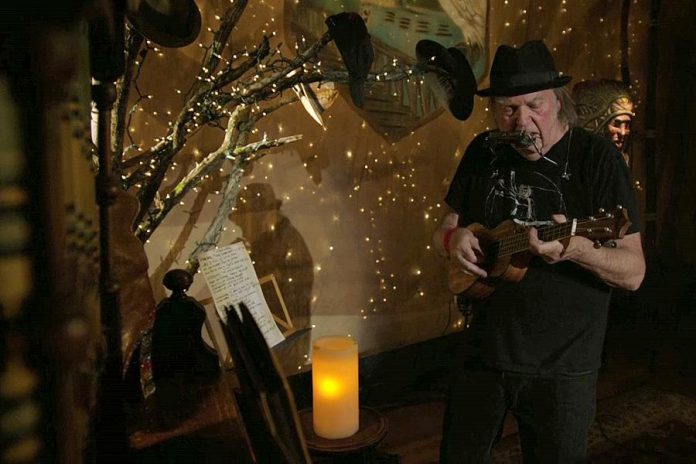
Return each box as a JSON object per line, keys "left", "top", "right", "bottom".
{"left": 554, "top": 86, "right": 578, "bottom": 127}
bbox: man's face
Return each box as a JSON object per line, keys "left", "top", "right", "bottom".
{"left": 493, "top": 89, "right": 566, "bottom": 160}
{"left": 607, "top": 114, "right": 632, "bottom": 152}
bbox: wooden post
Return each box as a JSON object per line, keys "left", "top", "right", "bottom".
{"left": 642, "top": 0, "right": 661, "bottom": 249}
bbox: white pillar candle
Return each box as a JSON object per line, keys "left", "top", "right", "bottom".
{"left": 311, "top": 336, "right": 359, "bottom": 439}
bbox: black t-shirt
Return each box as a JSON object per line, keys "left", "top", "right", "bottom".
{"left": 445, "top": 127, "right": 640, "bottom": 374}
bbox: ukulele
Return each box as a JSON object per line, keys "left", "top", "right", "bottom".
{"left": 448, "top": 206, "right": 631, "bottom": 298}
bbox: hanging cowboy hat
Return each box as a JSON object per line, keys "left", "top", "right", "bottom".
{"left": 126, "top": 0, "right": 201, "bottom": 48}
{"left": 477, "top": 40, "right": 571, "bottom": 97}
{"left": 416, "top": 39, "right": 476, "bottom": 121}
{"left": 325, "top": 12, "right": 374, "bottom": 108}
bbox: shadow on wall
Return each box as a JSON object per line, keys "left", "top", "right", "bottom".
{"left": 229, "top": 182, "right": 315, "bottom": 365}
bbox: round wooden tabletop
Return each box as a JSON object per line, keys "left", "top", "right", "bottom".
{"left": 298, "top": 407, "right": 389, "bottom": 454}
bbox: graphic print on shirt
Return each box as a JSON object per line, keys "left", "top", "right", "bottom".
{"left": 484, "top": 166, "right": 567, "bottom": 228}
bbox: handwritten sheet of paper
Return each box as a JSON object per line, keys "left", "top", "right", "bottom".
{"left": 199, "top": 242, "right": 285, "bottom": 347}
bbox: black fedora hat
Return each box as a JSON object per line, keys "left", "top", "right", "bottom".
{"left": 325, "top": 12, "right": 374, "bottom": 108}
{"left": 477, "top": 40, "right": 571, "bottom": 97}
{"left": 416, "top": 39, "right": 476, "bottom": 121}
{"left": 126, "top": 0, "right": 201, "bottom": 48}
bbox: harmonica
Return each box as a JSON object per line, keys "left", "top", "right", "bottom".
{"left": 484, "top": 130, "right": 535, "bottom": 148}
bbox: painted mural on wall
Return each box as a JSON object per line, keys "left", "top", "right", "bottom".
{"left": 283, "top": 0, "right": 488, "bottom": 141}
{"left": 138, "top": 0, "right": 650, "bottom": 366}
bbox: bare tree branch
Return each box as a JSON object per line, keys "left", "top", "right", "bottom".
{"left": 212, "top": 36, "right": 270, "bottom": 92}
{"left": 135, "top": 104, "right": 251, "bottom": 241}
{"left": 185, "top": 165, "right": 245, "bottom": 273}
{"left": 239, "top": 32, "right": 332, "bottom": 98}
{"left": 112, "top": 28, "right": 144, "bottom": 172}
{"left": 112, "top": 4, "right": 413, "bottom": 253}
{"left": 190, "top": 0, "right": 249, "bottom": 98}
{"left": 231, "top": 134, "right": 303, "bottom": 163}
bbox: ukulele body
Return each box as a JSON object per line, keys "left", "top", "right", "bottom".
{"left": 446, "top": 207, "right": 630, "bottom": 299}
{"left": 448, "top": 220, "right": 532, "bottom": 298}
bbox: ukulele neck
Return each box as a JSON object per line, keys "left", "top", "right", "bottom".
{"left": 496, "top": 220, "right": 576, "bottom": 257}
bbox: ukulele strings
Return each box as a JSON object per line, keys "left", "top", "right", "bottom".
{"left": 493, "top": 222, "right": 574, "bottom": 257}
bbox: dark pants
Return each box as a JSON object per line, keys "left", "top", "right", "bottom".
{"left": 439, "top": 368, "right": 598, "bottom": 464}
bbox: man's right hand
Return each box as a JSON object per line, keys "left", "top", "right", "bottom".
{"left": 449, "top": 227, "right": 488, "bottom": 278}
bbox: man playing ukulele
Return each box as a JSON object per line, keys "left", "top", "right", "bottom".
{"left": 433, "top": 41, "right": 645, "bottom": 463}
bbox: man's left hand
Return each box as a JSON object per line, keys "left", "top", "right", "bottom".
{"left": 528, "top": 214, "right": 571, "bottom": 264}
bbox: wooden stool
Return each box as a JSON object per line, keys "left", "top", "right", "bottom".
{"left": 298, "top": 407, "right": 391, "bottom": 463}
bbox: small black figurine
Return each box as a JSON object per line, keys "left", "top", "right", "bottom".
{"left": 151, "top": 269, "right": 219, "bottom": 383}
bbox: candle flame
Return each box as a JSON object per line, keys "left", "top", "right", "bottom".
{"left": 318, "top": 377, "right": 343, "bottom": 398}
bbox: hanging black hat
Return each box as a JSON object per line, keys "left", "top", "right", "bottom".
{"left": 126, "top": 0, "right": 202, "bottom": 48}
{"left": 416, "top": 39, "right": 476, "bottom": 121}
{"left": 477, "top": 40, "right": 571, "bottom": 97}
{"left": 325, "top": 12, "right": 374, "bottom": 108}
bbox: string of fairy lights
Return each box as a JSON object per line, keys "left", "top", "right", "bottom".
{"left": 120, "top": 0, "right": 647, "bottom": 370}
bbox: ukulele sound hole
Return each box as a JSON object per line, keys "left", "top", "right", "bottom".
{"left": 481, "top": 243, "right": 500, "bottom": 270}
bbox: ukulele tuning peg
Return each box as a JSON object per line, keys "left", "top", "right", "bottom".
{"left": 593, "top": 240, "right": 603, "bottom": 249}
{"left": 598, "top": 208, "right": 605, "bottom": 214}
